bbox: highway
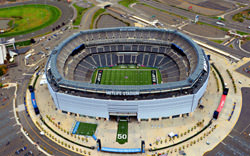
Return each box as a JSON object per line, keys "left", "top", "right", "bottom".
{"left": 140, "top": 0, "right": 250, "bottom": 33}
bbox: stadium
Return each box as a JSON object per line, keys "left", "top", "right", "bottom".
{"left": 45, "top": 27, "right": 209, "bottom": 120}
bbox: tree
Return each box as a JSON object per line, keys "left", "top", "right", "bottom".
{"left": 30, "top": 38, "right": 36, "bottom": 43}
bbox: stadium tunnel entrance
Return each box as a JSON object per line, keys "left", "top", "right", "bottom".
{"left": 109, "top": 113, "right": 138, "bottom": 122}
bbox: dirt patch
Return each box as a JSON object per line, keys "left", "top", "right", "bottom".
{"left": 183, "top": 23, "right": 227, "bottom": 38}
{"left": 185, "top": 0, "right": 234, "bottom": 11}
{"left": 76, "top": 1, "right": 92, "bottom": 8}
{"left": 96, "top": 14, "right": 128, "bottom": 28}
{"left": 0, "top": 19, "right": 10, "bottom": 29}
{"left": 159, "top": 0, "right": 182, "bottom": 6}
{"left": 197, "top": 1, "right": 229, "bottom": 11}
{"left": 158, "top": 0, "right": 229, "bottom": 15}
{"left": 133, "top": 3, "right": 183, "bottom": 25}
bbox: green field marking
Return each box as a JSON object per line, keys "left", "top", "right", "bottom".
{"left": 116, "top": 120, "right": 128, "bottom": 144}
{"left": 92, "top": 65, "right": 162, "bottom": 85}
{"left": 75, "top": 122, "right": 97, "bottom": 136}
{"left": 0, "top": 4, "right": 61, "bottom": 37}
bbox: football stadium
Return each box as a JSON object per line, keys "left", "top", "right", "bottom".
{"left": 45, "top": 27, "right": 209, "bottom": 120}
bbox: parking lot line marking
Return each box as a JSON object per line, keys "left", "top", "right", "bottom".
{"left": 16, "top": 131, "right": 21, "bottom": 134}
{"left": 240, "top": 124, "right": 250, "bottom": 134}
{"left": 221, "top": 141, "right": 226, "bottom": 146}
{"left": 13, "top": 123, "right": 18, "bottom": 127}
{"left": 228, "top": 134, "right": 233, "bottom": 138}
{"left": 10, "top": 116, "right": 15, "bottom": 119}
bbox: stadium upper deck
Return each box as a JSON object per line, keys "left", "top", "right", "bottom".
{"left": 46, "top": 27, "right": 208, "bottom": 95}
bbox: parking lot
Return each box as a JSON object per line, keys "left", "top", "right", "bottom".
{"left": 0, "top": 87, "right": 42, "bottom": 156}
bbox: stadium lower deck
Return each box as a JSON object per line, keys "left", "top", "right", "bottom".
{"left": 91, "top": 64, "right": 162, "bottom": 85}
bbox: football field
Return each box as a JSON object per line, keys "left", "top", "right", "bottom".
{"left": 92, "top": 64, "right": 162, "bottom": 85}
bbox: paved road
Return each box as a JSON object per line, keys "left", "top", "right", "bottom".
{"left": 140, "top": 0, "right": 250, "bottom": 33}
{"left": 111, "top": 0, "right": 250, "bottom": 59}
{"left": 189, "top": 34, "right": 250, "bottom": 59}
{"left": 80, "top": 5, "right": 100, "bottom": 29}
{"left": 204, "top": 87, "right": 250, "bottom": 156}
{"left": 0, "top": 0, "right": 74, "bottom": 41}
{"left": 0, "top": 30, "right": 84, "bottom": 155}
{"left": 0, "top": 87, "right": 42, "bottom": 156}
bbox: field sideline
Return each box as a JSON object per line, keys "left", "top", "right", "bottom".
{"left": 92, "top": 64, "right": 162, "bottom": 85}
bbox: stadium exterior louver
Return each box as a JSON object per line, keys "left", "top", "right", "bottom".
{"left": 45, "top": 27, "right": 209, "bottom": 120}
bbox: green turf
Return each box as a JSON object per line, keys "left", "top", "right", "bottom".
{"left": 0, "top": 4, "right": 61, "bottom": 37}
{"left": 75, "top": 122, "right": 97, "bottom": 136}
{"left": 116, "top": 120, "right": 128, "bottom": 144}
{"left": 91, "top": 64, "right": 162, "bottom": 85}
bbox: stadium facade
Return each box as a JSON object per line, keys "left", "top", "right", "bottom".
{"left": 45, "top": 27, "right": 209, "bottom": 120}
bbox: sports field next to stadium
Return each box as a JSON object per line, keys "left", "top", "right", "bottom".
{"left": 92, "top": 64, "right": 162, "bottom": 85}
{"left": 116, "top": 120, "right": 128, "bottom": 144}
{"left": 0, "top": 4, "right": 61, "bottom": 37}
{"left": 72, "top": 122, "right": 97, "bottom": 136}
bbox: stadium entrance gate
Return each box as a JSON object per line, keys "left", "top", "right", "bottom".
{"left": 109, "top": 113, "right": 137, "bottom": 122}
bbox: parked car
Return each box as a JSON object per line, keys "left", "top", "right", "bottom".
{"left": 15, "top": 146, "right": 27, "bottom": 155}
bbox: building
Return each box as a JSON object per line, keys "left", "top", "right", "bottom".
{"left": 45, "top": 27, "right": 210, "bottom": 120}
{"left": 0, "top": 44, "right": 7, "bottom": 64}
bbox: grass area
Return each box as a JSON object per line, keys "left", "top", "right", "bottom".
{"left": 32, "top": 74, "right": 40, "bottom": 89}
{"left": 229, "top": 44, "right": 234, "bottom": 48}
{"left": 236, "top": 30, "right": 249, "bottom": 36}
{"left": 139, "top": 3, "right": 187, "bottom": 20}
{"left": 72, "top": 3, "right": 92, "bottom": 25}
{"left": 0, "top": 65, "right": 7, "bottom": 76}
{"left": 197, "top": 21, "right": 229, "bottom": 32}
{"left": 211, "top": 63, "right": 225, "bottom": 92}
{"left": 75, "top": 122, "right": 97, "bottom": 136}
{"left": 236, "top": 3, "right": 247, "bottom": 8}
{"left": 118, "top": 0, "right": 138, "bottom": 8}
{"left": 91, "top": 64, "right": 162, "bottom": 85}
{"left": 116, "top": 120, "right": 128, "bottom": 144}
{"left": 232, "top": 9, "right": 250, "bottom": 23}
{"left": 7, "top": 19, "right": 14, "bottom": 27}
{"left": 0, "top": 4, "right": 61, "bottom": 37}
{"left": 226, "top": 69, "right": 237, "bottom": 93}
{"left": 210, "top": 16, "right": 226, "bottom": 21}
{"left": 90, "top": 8, "right": 105, "bottom": 29}
{"left": 6, "top": 39, "right": 32, "bottom": 48}
{"left": 210, "top": 40, "right": 224, "bottom": 44}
